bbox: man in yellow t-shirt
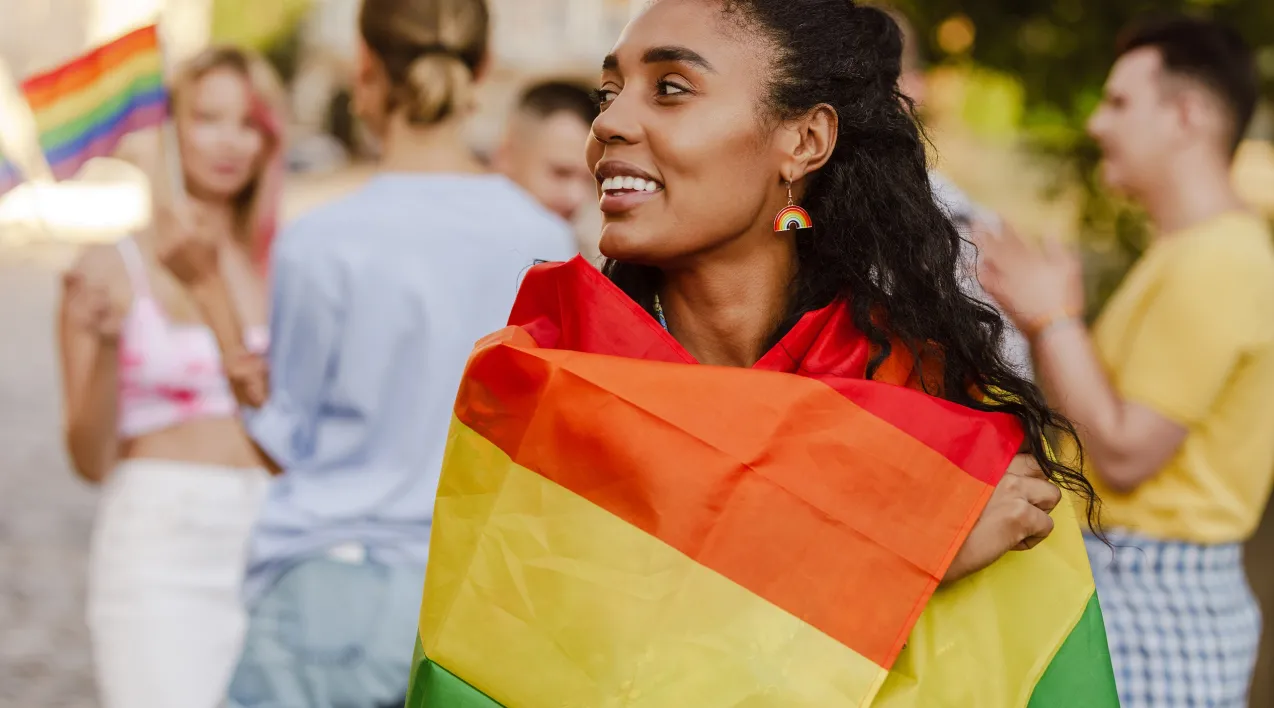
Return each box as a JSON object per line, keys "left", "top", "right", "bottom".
{"left": 977, "top": 15, "right": 1272, "bottom": 708}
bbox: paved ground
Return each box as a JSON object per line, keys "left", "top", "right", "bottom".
{"left": 0, "top": 244, "right": 99, "bottom": 708}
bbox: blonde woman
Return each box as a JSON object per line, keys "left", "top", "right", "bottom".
{"left": 57, "top": 46, "right": 285, "bottom": 708}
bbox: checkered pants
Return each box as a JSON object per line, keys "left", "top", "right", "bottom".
{"left": 1085, "top": 531, "right": 1261, "bottom": 708}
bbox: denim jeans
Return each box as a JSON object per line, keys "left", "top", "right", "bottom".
{"left": 227, "top": 555, "right": 427, "bottom": 708}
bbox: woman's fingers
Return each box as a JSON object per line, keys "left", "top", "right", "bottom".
{"left": 1023, "top": 476, "right": 1062, "bottom": 513}
{"left": 1006, "top": 454, "right": 1060, "bottom": 512}
{"left": 1012, "top": 501, "right": 1056, "bottom": 550}
{"left": 1007, "top": 453, "right": 1045, "bottom": 479}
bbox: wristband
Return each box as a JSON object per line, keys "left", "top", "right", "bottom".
{"left": 1024, "top": 309, "right": 1082, "bottom": 341}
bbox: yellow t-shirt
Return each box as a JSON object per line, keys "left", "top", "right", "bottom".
{"left": 1082, "top": 212, "right": 1274, "bottom": 544}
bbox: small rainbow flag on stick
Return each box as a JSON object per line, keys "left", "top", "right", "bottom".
{"left": 0, "top": 25, "right": 166, "bottom": 195}
{"left": 406, "top": 257, "right": 1119, "bottom": 707}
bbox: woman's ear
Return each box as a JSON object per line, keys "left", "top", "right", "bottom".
{"left": 790, "top": 104, "right": 838, "bottom": 179}
{"left": 473, "top": 49, "right": 493, "bottom": 84}
{"left": 352, "top": 40, "right": 386, "bottom": 123}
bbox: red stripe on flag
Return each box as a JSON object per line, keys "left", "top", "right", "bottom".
{"left": 22, "top": 25, "right": 160, "bottom": 110}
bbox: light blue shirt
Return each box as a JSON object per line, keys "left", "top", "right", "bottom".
{"left": 242, "top": 173, "right": 577, "bottom": 601}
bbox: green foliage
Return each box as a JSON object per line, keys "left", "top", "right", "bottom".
{"left": 211, "top": 0, "right": 311, "bottom": 82}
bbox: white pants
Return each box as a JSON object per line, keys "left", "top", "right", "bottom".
{"left": 88, "top": 459, "right": 269, "bottom": 708}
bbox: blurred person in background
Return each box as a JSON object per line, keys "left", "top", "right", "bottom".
{"left": 979, "top": 16, "right": 1274, "bottom": 707}
{"left": 57, "top": 46, "right": 284, "bottom": 708}
{"left": 879, "top": 4, "right": 1033, "bottom": 379}
{"left": 163, "top": 0, "right": 576, "bottom": 705}
{"left": 492, "top": 79, "right": 598, "bottom": 224}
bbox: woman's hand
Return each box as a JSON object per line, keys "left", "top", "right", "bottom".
{"left": 156, "top": 204, "right": 222, "bottom": 287}
{"left": 225, "top": 351, "right": 269, "bottom": 408}
{"left": 944, "top": 455, "right": 1061, "bottom": 585}
{"left": 974, "top": 222, "right": 1084, "bottom": 337}
{"left": 61, "top": 270, "right": 124, "bottom": 344}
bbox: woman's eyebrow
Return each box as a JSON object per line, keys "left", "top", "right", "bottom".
{"left": 600, "top": 45, "right": 717, "bottom": 74}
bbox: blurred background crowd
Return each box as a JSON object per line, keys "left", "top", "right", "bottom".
{"left": 0, "top": 0, "right": 1271, "bottom": 706}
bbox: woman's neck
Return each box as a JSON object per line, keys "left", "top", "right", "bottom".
{"left": 182, "top": 192, "right": 240, "bottom": 245}
{"left": 660, "top": 234, "right": 797, "bottom": 368}
{"left": 379, "top": 113, "right": 488, "bottom": 175}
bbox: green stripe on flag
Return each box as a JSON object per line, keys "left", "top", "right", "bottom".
{"left": 406, "top": 636, "right": 504, "bottom": 707}
{"left": 1028, "top": 593, "right": 1120, "bottom": 706}
{"left": 39, "top": 73, "right": 164, "bottom": 149}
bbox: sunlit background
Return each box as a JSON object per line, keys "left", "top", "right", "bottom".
{"left": 0, "top": 0, "right": 1271, "bottom": 705}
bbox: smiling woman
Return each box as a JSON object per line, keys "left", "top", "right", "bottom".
{"left": 589, "top": 0, "right": 1089, "bottom": 502}
{"left": 406, "top": 1, "right": 1117, "bottom": 706}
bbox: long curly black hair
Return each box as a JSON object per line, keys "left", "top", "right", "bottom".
{"left": 603, "top": 0, "right": 1100, "bottom": 527}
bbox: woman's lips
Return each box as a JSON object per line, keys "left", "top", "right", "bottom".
{"left": 599, "top": 188, "right": 660, "bottom": 215}
{"left": 211, "top": 163, "right": 246, "bottom": 177}
{"left": 598, "top": 175, "right": 663, "bottom": 215}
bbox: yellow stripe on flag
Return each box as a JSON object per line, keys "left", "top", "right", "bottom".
{"left": 420, "top": 419, "right": 889, "bottom": 708}
{"left": 31, "top": 52, "right": 162, "bottom": 131}
{"left": 874, "top": 494, "right": 1096, "bottom": 706}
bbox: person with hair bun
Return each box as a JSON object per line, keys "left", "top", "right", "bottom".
{"left": 164, "top": 1, "right": 576, "bottom": 705}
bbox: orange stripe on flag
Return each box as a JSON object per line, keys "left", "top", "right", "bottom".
{"left": 454, "top": 333, "right": 1002, "bottom": 667}
{"left": 22, "top": 26, "right": 160, "bottom": 110}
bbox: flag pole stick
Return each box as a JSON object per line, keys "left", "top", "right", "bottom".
{"left": 0, "top": 57, "right": 58, "bottom": 247}
{"left": 154, "top": 16, "right": 189, "bottom": 218}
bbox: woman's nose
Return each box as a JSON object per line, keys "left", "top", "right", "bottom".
{"left": 591, "top": 92, "right": 641, "bottom": 146}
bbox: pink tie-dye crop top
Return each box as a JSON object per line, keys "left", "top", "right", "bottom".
{"left": 114, "top": 238, "right": 268, "bottom": 439}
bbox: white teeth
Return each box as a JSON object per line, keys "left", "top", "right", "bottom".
{"left": 600, "top": 175, "right": 663, "bottom": 192}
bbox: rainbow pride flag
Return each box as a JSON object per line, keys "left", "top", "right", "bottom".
{"left": 0, "top": 25, "right": 166, "bottom": 195}
{"left": 407, "top": 257, "right": 1118, "bottom": 707}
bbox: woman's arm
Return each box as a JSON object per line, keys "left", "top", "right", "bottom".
{"left": 156, "top": 207, "right": 253, "bottom": 369}
{"left": 1030, "top": 323, "right": 1187, "bottom": 492}
{"left": 161, "top": 215, "right": 347, "bottom": 476}
{"left": 58, "top": 247, "right": 127, "bottom": 483}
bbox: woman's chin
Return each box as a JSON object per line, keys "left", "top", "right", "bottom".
{"left": 597, "top": 225, "right": 656, "bottom": 263}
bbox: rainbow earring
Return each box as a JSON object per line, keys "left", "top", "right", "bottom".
{"left": 773, "top": 181, "right": 813, "bottom": 234}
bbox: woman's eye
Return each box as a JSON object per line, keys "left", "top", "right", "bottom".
{"left": 591, "top": 88, "right": 618, "bottom": 107}
{"left": 656, "top": 80, "right": 690, "bottom": 97}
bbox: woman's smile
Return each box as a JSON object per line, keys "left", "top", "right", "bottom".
{"left": 595, "top": 159, "right": 664, "bottom": 214}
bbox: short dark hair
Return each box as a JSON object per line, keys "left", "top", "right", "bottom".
{"left": 516, "top": 80, "right": 599, "bottom": 127}
{"left": 1117, "top": 15, "right": 1259, "bottom": 153}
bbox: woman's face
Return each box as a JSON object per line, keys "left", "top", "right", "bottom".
{"left": 587, "top": 0, "right": 792, "bottom": 265}
{"left": 178, "top": 67, "right": 268, "bottom": 200}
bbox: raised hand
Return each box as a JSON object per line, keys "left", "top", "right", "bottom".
{"left": 61, "top": 270, "right": 125, "bottom": 343}
{"left": 156, "top": 203, "right": 222, "bottom": 287}
{"left": 973, "top": 222, "right": 1084, "bottom": 338}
